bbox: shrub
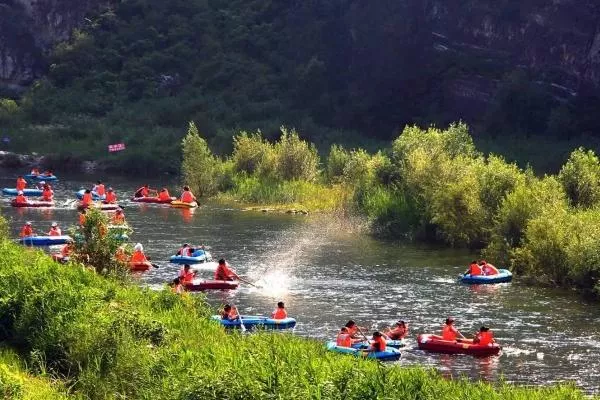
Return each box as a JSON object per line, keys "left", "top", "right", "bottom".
{"left": 274, "top": 126, "right": 320, "bottom": 182}
{"left": 326, "top": 144, "right": 350, "bottom": 183}
{"left": 231, "top": 131, "right": 274, "bottom": 175}
{"left": 181, "top": 121, "right": 219, "bottom": 196}
{"left": 558, "top": 147, "right": 600, "bottom": 208}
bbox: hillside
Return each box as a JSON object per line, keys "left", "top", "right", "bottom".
{"left": 2, "top": 0, "right": 600, "bottom": 172}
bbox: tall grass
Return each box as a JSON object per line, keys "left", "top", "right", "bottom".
{"left": 0, "top": 240, "right": 591, "bottom": 399}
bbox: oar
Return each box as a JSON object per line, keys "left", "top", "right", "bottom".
{"left": 237, "top": 308, "right": 246, "bottom": 333}
{"left": 356, "top": 325, "right": 369, "bottom": 342}
{"left": 237, "top": 276, "right": 258, "bottom": 288}
{"left": 151, "top": 263, "right": 160, "bottom": 269}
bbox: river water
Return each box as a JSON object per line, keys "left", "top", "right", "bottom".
{"left": 1, "top": 174, "right": 599, "bottom": 393}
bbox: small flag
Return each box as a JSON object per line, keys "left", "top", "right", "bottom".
{"left": 108, "top": 143, "right": 126, "bottom": 152}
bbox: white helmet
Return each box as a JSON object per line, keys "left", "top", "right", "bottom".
{"left": 51, "top": 222, "right": 58, "bottom": 227}
{"left": 17, "top": 191, "right": 23, "bottom": 195}
{"left": 39, "top": 181, "right": 46, "bottom": 185}
{"left": 134, "top": 243, "right": 143, "bottom": 252}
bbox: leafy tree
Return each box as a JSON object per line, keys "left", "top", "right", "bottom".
{"left": 181, "top": 121, "right": 218, "bottom": 197}
{"left": 558, "top": 148, "right": 600, "bottom": 208}
{"left": 274, "top": 127, "right": 319, "bottom": 182}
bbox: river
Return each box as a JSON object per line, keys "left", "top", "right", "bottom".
{"left": 1, "top": 173, "right": 599, "bottom": 394}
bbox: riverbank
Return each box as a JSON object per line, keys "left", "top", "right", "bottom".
{"left": 0, "top": 237, "right": 593, "bottom": 399}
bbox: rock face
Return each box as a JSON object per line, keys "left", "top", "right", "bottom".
{"left": 0, "top": 0, "right": 106, "bottom": 93}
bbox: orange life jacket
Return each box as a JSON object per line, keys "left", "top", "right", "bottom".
{"left": 94, "top": 184, "right": 105, "bottom": 196}
{"left": 469, "top": 263, "right": 483, "bottom": 276}
{"left": 78, "top": 213, "right": 86, "bottom": 226}
{"left": 370, "top": 336, "right": 387, "bottom": 352}
{"left": 105, "top": 192, "right": 117, "bottom": 204}
{"left": 16, "top": 178, "right": 26, "bottom": 191}
{"left": 272, "top": 308, "right": 287, "bottom": 319}
{"left": 61, "top": 244, "right": 72, "bottom": 257}
{"left": 178, "top": 246, "right": 192, "bottom": 256}
{"left": 179, "top": 270, "right": 195, "bottom": 284}
{"left": 214, "top": 264, "right": 236, "bottom": 281}
{"left": 482, "top": 264, "right": 499, "bottom": 275}
{"left": 15, "top": 194, "right": 27, "bottom": 204}
{"left": 20, "top": 225, "right": 33, "bottom": 237}
{"left": 81, "top": 193, "right": 93, "bottom": 206}
{"left": 336, "top": 333, "right": 352, "bottom": 347}
{"left": 181, "top": 190, "right": 195, "bottom": 203}
{"left": 442, "top": 324, "right": 458, "bottom": 341}
{"left": 41, "top": 188, "right": 53, "bottom": 201}
{"left": 158, "top": 190, "right": 171, "bottom": 200}
{"left": 477, "top": 331, "right": 494, "bottom": 346}
{"left": 130, "top": 250, "right": 147, "bottom": 263}
{"left": 48, "top": 227, "right": 61, "bottom": 236}
{"left": 112, "top": 213, "right": 125, "bottom": 224}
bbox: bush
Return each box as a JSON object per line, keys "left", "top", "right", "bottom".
{"left": 231, "top": 131, "right": 274, "bottom": 176}
{"left": 558, "top": 147, "right": 600, "bottom": 208}
{"left": 326, "top": 144, "right": 350, "bottom": 183}
{"left": 181, "top": 121, "right": 219, "bottom": 197}
{"left": 274, "top": 127, "right": 320, "bottom": 182}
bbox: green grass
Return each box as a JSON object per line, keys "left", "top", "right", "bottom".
{"left": 0, "top": 239, "right": 594, "bottom": 399}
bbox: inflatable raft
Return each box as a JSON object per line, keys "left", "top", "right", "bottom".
{"left": 460, "top": 269, "right": 513, "bottom": 284}
{"left": 417, "top": 334, "right": 501, "bottom": 357}
{"left": 26, "top": 174, "right": 58, "bottom": 181}
{"left": 2, "top": 188, "right": 43, "bottom": 196}
{"left": 169, "top": 249, "right": 212, "bottom": 265}
{"left": 76, "top": 189, "right": 105, "bottom": 201}
{"left": 77, "top": 203, "right": 120, "bottom": 211}
{"left": 11, "top": 200, "right": 54, "bottom": 208}
{"left": 130, "top": 261, "right": 153, "bottom": 272}
{"left": 132, "top": 196, "right": 175, "bottom": 204}
{"left": 212, "top": 315, "right": 297, "bottom": 330}
{"left": 170, "top": 200, "right": 198, "bottom": 209}
{"left": 326, "top": 342, "right": 401, "bottom": 361}
{"left": 184, "top": 279, "right": 238, "bottom": 291}
{"left": 18, "top": 235, "right": 72, "bottom": 246}
{"left": 352, "top": 339, "right": 406, "bottom": 349}
{"left": 51, "top": 254, "right": 69, "bottom": 264}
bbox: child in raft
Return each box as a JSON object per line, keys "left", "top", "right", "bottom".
{"left": 384, "top": 320, "right": 408, "bottom": 340}
{"left": 271, "top": 301, "right": 287, "bottom": 319}
{"left": 345, "top": 320, "right": 368, "bottom": 340}
{"left": 221, "top": 304, "right": 239, "bottom": 321}
{"left": 473, "top": 326, "right": 496, "bottom": 345}
{"left": 367, "top": 332, "right": 387, "bottom": 353}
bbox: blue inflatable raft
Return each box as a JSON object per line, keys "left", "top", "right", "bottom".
{"left": 2, "top": 188, "right": 43, "bottom": 196}
{"left": 326, "top": 342, "right": 401, "bottom": 361}
{"left": 211, "top": 315, "right": 297, "bottom": 330}
{"left": 460, "top": 269, "right": 513, "bottom": 284}
{"left": 18, "top": 235, "right": 72, "bottom": 246}
{"left": 26, "top": 174, "right": 58, "bottom": 181}
{"left": 352, "top": 339, "right": 406, "bottom": 349}
{"left": 170, "top": 249, "right": 212, "bottom": 264}
{"left": 75, "top": 189, "right": 105, "bottom": 201}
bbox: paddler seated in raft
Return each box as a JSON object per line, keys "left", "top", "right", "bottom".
{"left": 93, "top": 180, "right": 105, "bottom": 197}
{"left": 442, "top": 317, "right": 466, "bottom": 342}
{"left": 30, "top": 168, "right": 40, "bottom": 176}
{"left": 111, "top": 208, "right": 126, "bottom": 225}
{"left": 336, "top": 327, "right": 353, "bottom": 347}
{"left": 271, "top": 301, "right": 288, "bottom": 319}
{"left": 178, "top": 264, "right": 196, "bottom": 284}
{"left": 220, "top": 304, "right": 239, "bottom": 321}
{"left": 20, "top": 221, "right": 34, "bottom": 237}
{"left": 42, "top": 170, "right": 53, "bottom": 177}
{"left": 133, "top": 184, "right": 151, "bottom": 198}
{"left": 104, "top": 187, "right": 117, "bottom": 204}
{"left": 35, "top": 180, "right": 46, "bottom": 190}
{"left": 48, "top": 222, "right": 62, "bottom": 236}
{"left": 81, "top": 189, "right": 93, "bottom": 207}
{"left": 15, "top": 191, "right": 28, "bottom": 204}
{"left": 176, "top": 243, "right": 195, "bottom": 256}
{"left": 214, "top": 258, "right": 240, "bottom": 281}
{"left": 180, "top": 185, "right": 196, "bottom": 204}
{"left": 157, "top": 187, "right": 172, "bottom": 201}
{"left": 345, "top": 320, "right": 368, "bottom": 340}
{"left": 465, "top": 260, "right": 483, "bottom": 276}
{"left": 480, "top": 260, "right": 499, "bottom": 276}
{"left": 130, "top": 243, "right": 148, "bottom": 264}
{"left": 169, "top": 278, "right": 184, "bottom": 294}
{"left": 40, "top": 184, "right": 53, "bottom": 201}
{"left": 473, "top": 326, "right": 496, "bottom": 345}
{"left": 365, "top": 331, "right": 387, "bottom": 353}
{"left": 16, "top": 176, "right": 27, "bottom": 191}
{"left": 383, "top": 320, "right": 408, "bottom": 340}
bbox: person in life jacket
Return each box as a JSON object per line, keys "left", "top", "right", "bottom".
{"left": 130, "top": 243, "right": 148, "bottom": 264}
{"left": 104, "top": 188, "right": 117, "bottom": 204}
{"left": 177, "top": 243, "right": 195, "bottom": 256}
{"left": 369, "top": 331, "right": 387, "bottom": 353}
{"left": 336, "top": 327, "right": 353, "bottom": 347}
{"left": 271, "top": 301, "right": 288, "bottom": 319}
{"left": 36, "top": 180, "right": 46, "bottom": 190}
{"left": 214, "top": 258, "right": 239, "bottom": 281}
{"left": 30, "top": 168, "right": 39, "bottom": 176}
{"left": 41, "top": 184, "right": 53, "bottom": 201}
{"left": 157, "top": 188, "right": 172, "bottom": 201}
{"left": 466, "top": 260, "right": 483, "bottom": 276}
{"left": 384, "top": 320, "right": 408, "bottom": 340}
{"left": 60, "top": 241, "right": 74, "bottom": 258}
{"left": 93, "top": 181, "right": 105, "bottom": 197}
{"left": 115, "top": 246, "right": 128, "bottom": 263}
{"left": 178, "top": 264, "right": 196, "bottom": 284}
{"left": 480, "top": 260, "right": 499, "bottom": 275}
{"left": 473, "top": 326, "right": 496, "bottom": 346}
{"left": 220, "top": 304, "right": 239, "bottom": 320}
{"left": 111, "top": 209, "right": 126, "bottom": 225}
{"left": 15, "top": 191, "right": 28, "bottom": 204}
{"left": 78, "top": 209, "right": 87, "bottom": 226}
{"left": 441, "top": 317, "right": 465, "bottom": 341}
{"left": 180, "top": 186, "right": 196, "bottom": 203}
{"left": 169, "top": 278, "right": 184, "bottom": 294}
{"left": 48, "top": 222, "right": 61, "bottom": 236}
{"left": 16, "top": 176, "right": 27, "bottom": 191}
{"left": 134, "top": 184, "right": 150, "bottom": 198}
{"left": 345, "top": 320, "right": 368, "bottom": 339}
{"left": 81, "top": 189, "right": 93, "bottom": 207}
{"left": 20, "top": 221, "right": 34, "bottom": 237}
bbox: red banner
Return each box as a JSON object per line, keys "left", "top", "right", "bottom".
{"left": 108, "top": 143, "right": 126, "bottom": 152}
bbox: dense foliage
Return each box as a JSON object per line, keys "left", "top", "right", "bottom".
{"left": 0, "top": 235, "right": 592, "bottom": 399}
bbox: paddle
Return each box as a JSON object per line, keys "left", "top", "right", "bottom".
{"left": 151, "top": 263, "right": 160, "bottom": 269}
{"left": 236, "top": 307, "right": 246, "bottom": 333}
{"left": 237, "top": 276, "right": 258, "bottom": 288}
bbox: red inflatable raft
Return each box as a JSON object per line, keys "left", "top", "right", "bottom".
{"left": 417, "top": 334, "right": 501, "bottom": 357}
{"left": 11, "top": 200, "right": 54, "bottom": 208}
{"left": 77, "top": 203, "right": 120, "bottom": 211}
{"left": 184, "top": 279, "right": 239, "bottom": 291}
{"left": 130, "top": 261, "right": 153, "bottom": 272}
{"left": 131, "top": 196, "right": 175, "bottom": 204}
